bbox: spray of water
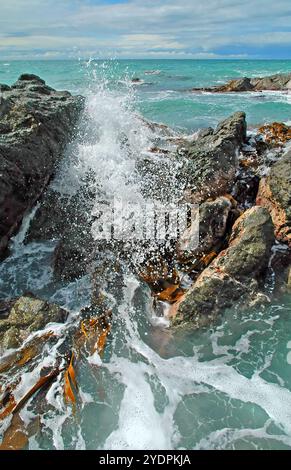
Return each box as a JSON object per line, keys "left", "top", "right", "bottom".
{"left": 1, "top": 62, "right": 291, "bottom": 451}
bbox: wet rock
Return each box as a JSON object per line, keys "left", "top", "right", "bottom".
{"left": 0, "top": 74, "right": 84, "bottom": 256}
{"left": 0, "top": 295, "right": 68, "bottom": 351}
{"left": 26, "top": 189, "right": 71, "bottom": 242}
{"left": 170, "top": 206, "right": 274, "bottom": 328}
{"left": 269, "top": 246, "right": 291, "bottom": 293}
{"left": 232, "top": 172, "right": 260, "bottom": 209}
{"left": 177, "top": 195, "right": 238, "bottom": 271}
{"left": 137, "top": 248, "right": 179, "bottom": 293}
{"left": 26, "top": 183, "right": 97, "bottom": 282}
{"left": 256, "top": 150, "right": 291, "bottom": 247}
{"left": 53, "top": 225, "right": 96, "bottom": 281}
{"left": 177, "top": 112, "right": 247, "bottom": 203}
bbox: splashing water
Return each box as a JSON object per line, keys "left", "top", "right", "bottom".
{"left": 1, "top": 62, "right": 291, "bottom": 451}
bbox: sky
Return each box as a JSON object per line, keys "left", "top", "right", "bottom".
{"left": 0, "top": 0, "right": 291, "bottom": 60}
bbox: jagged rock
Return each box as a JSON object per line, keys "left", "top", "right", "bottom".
{"left": 0, "top": 295, "right": 68, "bottom": 351}
{"left": 0, "top": 74, "right": 83, "bottom": 257}
{"left": 170, "top": 207, "right": 274, "bottom": 328}
{"left": 212, "top": 77, "right": 254, "bottom": 93}
{"left": 177, "top": 112, "right": 247, "bottom": 203}
{"left": 192, "top": 73, "right": 291, "bottom": 93}
{"left": 177, "top": 195, "right": 239, "bottom": 271}
{"left": 256, "top": 150, "right": 291, "bottom": 247}
{"left": 251, "top": 73, "right": 291, "bottom": 91}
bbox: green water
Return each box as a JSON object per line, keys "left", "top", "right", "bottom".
{"left": 1, "top": 59, "right": 291, "bottom": 130}
{"left": 0, "top": 59, "right": 291, "bottom": 450}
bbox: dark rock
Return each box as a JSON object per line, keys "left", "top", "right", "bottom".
{"left": 53, "top": 227, "right": 95, "bottom": 281}
{"left": 18, "top": 74, "right": 46, "bottom": 84}
{"left": 0, "top": 84, "right": 11, "bottom": 92}
{"left": 176, "top": 195, "right": 237, "bottom": 270}
{"left": 170, "top": 206, "right": 274, "bottom": 328}
{"left": 256, "top": 150, "right": 291, "bottom": 247}
{"left": 26, "top": 184, "right": 97, "bottom": 281}
{"left": 0, "top": 75, "right": 84, "bottom": 257}
{"left": 232, "top": 172, "right": 260, "bottom": 208}
{"left": 177, "top": 112, "right": 247, "bottom": 203}
{"left": 26, "top": 189, "right": 70, "bottom": 242}
{"left": 0, "top": 295, "right": 68, "bottom": 351}
{"left": 270, "top": 247, "right": 291, "bottom": 293}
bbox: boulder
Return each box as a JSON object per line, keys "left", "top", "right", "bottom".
{"left": 176, "top": 195, "right": 238, "bottom": 270}
{"left": 170, "top": 206, "right": 274, "bottom": 328}
{"left": 0, "top": 295, "right": 68, "bottom": 351}
{"left": 0, "top": 74, "right": 83, "bottom": 256}
{"left": 177, "top": 112, "right": 247, "bottom": 203}
{"left": 256, "top": 150, "right": 291, "bottom": 247}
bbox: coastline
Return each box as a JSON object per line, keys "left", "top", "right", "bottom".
{"left": 0, "top": 66, "right": 291, "bottom": 450}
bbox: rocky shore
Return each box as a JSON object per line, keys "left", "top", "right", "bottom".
{"left": 0, "top": 74, "right": 291, "bottom": 352}
{"left": 0, "top": 74, "right": 83, "bottom": 258}
{"left": 192, "top": 72, "right": 291, "bottom": 93}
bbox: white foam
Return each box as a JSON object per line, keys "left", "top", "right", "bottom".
{"left": 87, "top": 351, "right": 102, "bottom": 366}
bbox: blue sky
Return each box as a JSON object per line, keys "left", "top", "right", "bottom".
{"left": 0, "top": 0, "right": 291, "bottom": 60}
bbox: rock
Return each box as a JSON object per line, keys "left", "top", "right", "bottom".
{"left": 53, "top": 227, "right": 95, "bottom": 281}
{"left": 0, "top": 74, "right": 84, "bottom": 257}
{"left": 25, "top": 189, "right": 70, "bottom": 242}
{"left": 0, "top": 295, "right": 68, "bottom": 351}
{"left": 256, "top": 150, "right": 291, "bottom": 247}
{"left": 192, "top": 73, "right": 291, "bottom": 93}
{"left": 137, "top": 248, "right": 179, "bottom": 293}
{"left": 251, "top": 73, "right": 291, "bottom": 91}
{"left": 177, "top": 112, "right": 247, "bottom": 203}
{"left": 177, "top": 195, "right": 238, "bottom": 270}
{"left": 258, "top": 122, "right": 291, "bottom": 147}
{"left": 215, "top": 77, "right": 254, "bottom": 92}
{"left": 269, "top": 247, "right": 291, "bottom": 293}
{"left": 170, "top": 206, "right": 274, "bottom": 328}
{"left": 232, "top": 172, "right": 260, "bottom": 208}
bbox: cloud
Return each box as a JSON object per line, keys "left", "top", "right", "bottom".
{"left": 0, "top": 0, "right": 290, "bottom": 59}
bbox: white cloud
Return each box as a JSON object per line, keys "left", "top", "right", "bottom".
{"left": 0, "top": 0, "right": 290, "bottom": 59}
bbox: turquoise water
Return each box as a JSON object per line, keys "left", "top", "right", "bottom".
{"left": 1, "top": 59, "right": 291, "bottom": 130}
{"left": 0, "top": 59, "right": 291, "bottom": 450}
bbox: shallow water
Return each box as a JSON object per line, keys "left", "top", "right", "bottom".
{"left": 0, "top": 60, "right": 291, "bottom": 450}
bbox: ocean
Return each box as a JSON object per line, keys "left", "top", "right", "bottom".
{"left": 0, "top": 59, "right": 291, "bottom": 450}
{"left": 1, "top": 59, "right": 291, "bottom": 130}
